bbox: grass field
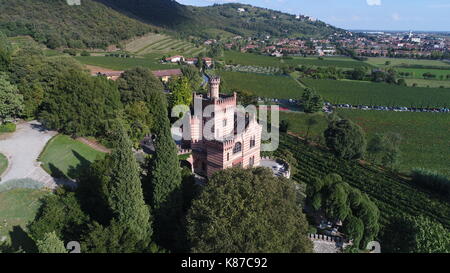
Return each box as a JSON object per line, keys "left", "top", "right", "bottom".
{"left": 0, "top": 153, "right": 7, "bottom": 176}
{"left": 302, "top": 79, "right": 450, "bottom": 107}
{"left": 365, "top": 57, "right": 450, "bottom": 68}
{"left": 220, "top": 71, "right": 304, "bottom": 99}
{"left": 405, "top": 78, "right": 450, "bottom": 88}
{"left": 39, "top": 135, "right": 105, "bottom": 180}
{"left": 74, "top": 55, "right": 180, "bottom": 71}
{"left": 397, "top": 67, "right": 450, "bottom": 79}
{"left": 0, "top": 188, "right": 49, "bottom": 251}
{"left": 280, "top": 110, "right": 450, "bottom": 176}
{"left": 124, "top": 33, "right": 205, "bottom": 57}
{"left": 224, "top": 51, "right": 372, "bottom": 69}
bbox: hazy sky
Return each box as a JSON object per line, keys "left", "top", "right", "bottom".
{"left": 177, "top": 0, "right": 450, "bottom": 31}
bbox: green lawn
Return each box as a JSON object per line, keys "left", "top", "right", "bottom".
{"left": 39, "top": 135, "right": 106, "bottom": 179}
{"left": 0, "top": 153, "right": 7, "bottom": 176}
{"left": 280, "top": 110, "right": 450, "bottom": 176}
{"left": 302, "top": 79, "right": 450, "bottom": 107}
{"left": 0, "top": 188, "right": 49, "bottom": 252}
{"left": 224, "top": 51, "right": 371, "bottom": 69}
{"left": 220, "top": 71, "right": 304, "bottom": 99}
{"left": 74, "top": 55, "right": 180, "bottom": 71}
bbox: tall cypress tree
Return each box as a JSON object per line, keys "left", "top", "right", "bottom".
{"left": 104, "top": 120, "right": 152, "bottom": 249}
{"left": 145, "top": 92, "right": 183, "bottom": 250}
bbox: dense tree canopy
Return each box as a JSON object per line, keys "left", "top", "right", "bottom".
{"left": 300, "top": 88, "right": 323, "bottom": 113}
{"left": 39, "top": 69, "right": 121, "bottom": 137}
{"left": 306, "top": 173, "right": 380, "bottom": 249}
{"left": 0, "top": 73, "right": 23, "bottom": 123}
{"left": 324, "top": 119, "right": 366, "bottom": 160}
{"left": 168, "top": 76, "right": 193, "bottom": 111}
{"left": 187, "top": 167, "right": 313, "bottom": 253}
{"left": 0, "top": 31, "right": 12, "bottom": 70}
{"left": 35, "top": 232, "right": 67, "bottom": 254}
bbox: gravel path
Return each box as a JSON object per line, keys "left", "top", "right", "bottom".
{"left": 0, "top": 121, "right": 74, "bottom": 189}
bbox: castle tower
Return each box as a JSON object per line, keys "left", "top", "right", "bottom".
{"left": 209, "top": 76, "right": 220, "bottom": 99}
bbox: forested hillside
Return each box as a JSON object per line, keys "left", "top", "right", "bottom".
{"left": 0, "top": 0, "right": 154, "bottom": 49}
{"left": 95, "top": 0, "right": 343, "bottom": 39}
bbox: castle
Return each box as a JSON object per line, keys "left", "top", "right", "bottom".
{"left": 186, "top": 76, "right": 262, "bottom": 177}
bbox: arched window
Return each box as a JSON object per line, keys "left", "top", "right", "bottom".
{"left": 233, "top": 142, "right": 242, "bottom": 154}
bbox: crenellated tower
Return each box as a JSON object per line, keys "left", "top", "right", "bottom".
{"left": 209, "top": 76, "right": 220, "bottom": 99}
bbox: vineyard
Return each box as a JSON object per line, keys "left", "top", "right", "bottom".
{"left": 74, "top": 55, "right": 180, "bottom": 71}
{"left": 302, "top": 79, "right": 450, "bottom": 107}
{"left": 224, "top": 51, "right": 372, "bottom": 69}
{"left": 278, "top": 134, "right": 450, "bottom": 237}
{"left": 124, "top": 33, "right": 205, "bottom": 57}
{"left": 219, "top": 71, "right": 303, "bottom": 99}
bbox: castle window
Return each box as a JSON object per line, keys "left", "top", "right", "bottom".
{"left": 233, "top": 142, "right": 242, "bottom": 154}
{"left": 223, "top": 119, "right": 227, "bottom": 127}
{"left": 249, "top": 156, "right": 255, "bottom": 167}
{"left": 250, "top": 136, "right": 256, "bottom": 148}
{"left": 227, "top": 153, "right": 230, "bottom": 161}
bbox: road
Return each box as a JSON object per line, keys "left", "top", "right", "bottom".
{"left": 0, "top": 121, "right": 73, "bottom": 189}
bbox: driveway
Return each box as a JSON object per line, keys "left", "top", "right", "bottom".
{"left": 0, "top": 121, "right": 73, "bottom": 189}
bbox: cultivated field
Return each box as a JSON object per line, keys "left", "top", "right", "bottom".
{"left": 302, "top": 79, "right": 450, "bottom": 107}
{"left": 39, "top": 135, "right": 105, "bottom": 180}
{"left": 224, "top": 51, "right": 372, "bottom": 69}
{"left": 220, "top": 71, "right": 304, "bottom": 99}
{"left": 397, "top": 67, "right": 450, "bottom": 79}
{"left": 74, "top": 55, "right": 180, "bottom": 71}
{"left": 405, "top": 78, "right": 450, "bottom": 88}
{"left": 280, "top": 110, "right": 450, "bottom": 176}
{"left": 124, "top": 33, "right": 205, "bottom": 57}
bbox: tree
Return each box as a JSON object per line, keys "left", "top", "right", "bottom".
{"left": 300, "top": 88, "right": 323, "bottom": 113}
{"left": 100, "top": 121, "right": 152, "bottom": 250}
{"left": 187, "top": 168, "right": 313, "bottom": 253}
{"left": 39, "top": 69, "right": 121, "bottom": 137}
{"left": 307, "top": 174, "right": 380, "bottom": 249}
{"left": 144, "top": 89, "right": 182, "bottom": 250}
{"left": 324, "top": 119, "right": 366, "bottom": 160}
{"left": 181, "top": 65, "right": 203, "bottom": 90}
{"left": 168, "top": 76, "right": 193, "bottom": 110}
{"left": 280, "top": 120, "right": 289, "bottom": 133}
{"left": 0, "top": 31, "right": 13, "bottom": 71}
{"left": 35, "top": 232, "right": 67, "bottom": 254}
{"left": 382, "top": 215, "right": 450, "bottom": 253}
{"left": 123, "top": 101, "right": 153, "bottom": 147}
{"left": 0, "top": 73, "right": 23, "bottom": 123}
{"left": 367, "top": 132, "right": 401, "bottom": 169}
{"left": 351, "top": 68, "right": 366, "bottom": 81}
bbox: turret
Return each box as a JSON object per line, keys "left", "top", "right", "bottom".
{"left": 209, "top": 76, "right": 220, "bottom": 99}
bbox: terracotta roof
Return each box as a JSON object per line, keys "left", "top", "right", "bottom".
{"left": 152, "top": 69, "right": 183, "bottom": 78}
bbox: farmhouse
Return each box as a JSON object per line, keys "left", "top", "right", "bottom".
{"left": 186, "top": 76, "right": 262, "bottom": 177}
{"left": 165, "top": 55, "right": 184, "bottom": 63}
{"left": 152, "top": 69, "right": 183, "bottom": 83}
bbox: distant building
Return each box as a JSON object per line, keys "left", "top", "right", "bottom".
{"left": 152, "top": 69, "right": 183, "bottom": 83}
{"left": 237, "top": 8, "right": 246, "bottom": 13}
{"left": 165, "top": 55, "right": 184, "bottom": 63}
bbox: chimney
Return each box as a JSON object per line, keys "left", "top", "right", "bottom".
{"left": 209, "top": 76, "right": 220, "bottom": 99}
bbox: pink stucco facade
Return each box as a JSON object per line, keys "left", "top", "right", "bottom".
{"left": 187, "top": 76, "right": 262, "bottom": 178}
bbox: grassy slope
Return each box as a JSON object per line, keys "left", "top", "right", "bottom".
{"left": 220, "top": 71, "right": 303, "bottom": 99}
{"left": 302, "top": 79, "right": 450, "bottom": 107}
{"left": 0, "top": 0, "right": 153, "bottom": 49}
{"left": 0, "top": 153, "right": 8, "bottom": 176}
{"left": 365, "top": 57, "right": 450, "bottom": 68}
{"left": 0, "top": 188, "right": 49, "bottom": 250}
{"left": 39, "top": 135, "right": 105, "bottom": 180}
{"left": 74, "top": 55, "right": 180, "bottom": 71}
{"left": 279, "top": 110, "right": 450, "bottom": 176}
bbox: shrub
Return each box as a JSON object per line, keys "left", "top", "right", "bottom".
{"left": 0, "top": 122, "right": 16, "bottom": 133}
{"left": 411, "top": 168, "right": 450, "bottom": 198}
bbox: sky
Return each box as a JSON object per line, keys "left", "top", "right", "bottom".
{"left": 177, "top": 0, "right": 450, "bottom": 31}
